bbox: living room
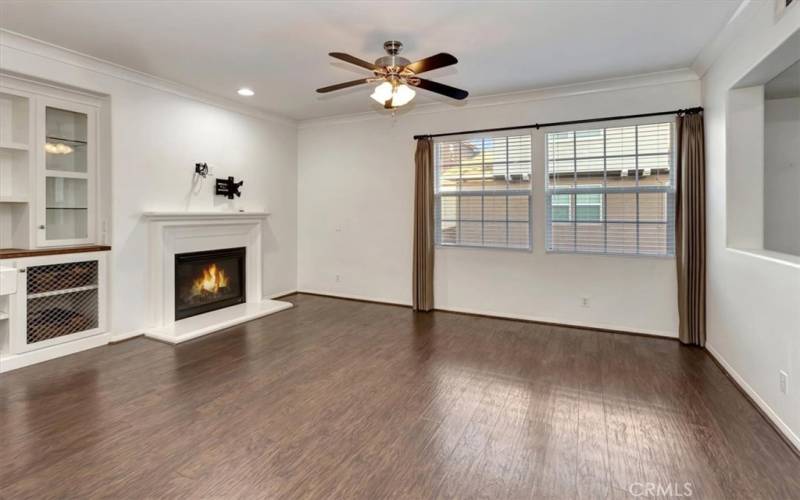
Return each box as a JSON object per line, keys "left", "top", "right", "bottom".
{"left": 1, "top": 1, "right": 798, "bottom": 497}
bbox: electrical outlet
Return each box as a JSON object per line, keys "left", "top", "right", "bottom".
{"left": 780, "top": 370, "right": 788, "bottom": 395}
{"left": 581, "top": 297, "right": 590, "bottom": 308}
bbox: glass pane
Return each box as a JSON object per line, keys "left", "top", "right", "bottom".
{"left": 606, "top": 193, "right": 637, "bottom": 222}
{"left": 607, "top": 223, "right": 638, "bottom": 254}
{"left": 439, "top": 195, "right": 458, "bottom": 221}
{"left": 46, "top": 107, "right": 88, "bottom": 173}
{"left": 483, "top": 195, "right": 507, "bottom": 222}
{"left": 508, "top": 195, "right": 529, "bottom": 222}
{"left": 576, "top": 223, "right": 604, "bottom": 253}
{"left": 439, "top": 220, "right": 458, "bottom": 245}
{"left": 639, "top": 192, "right": 668, "bottom": 222}
{"left": 637, "top": 123, "right": 671, "bottom": 155}
{"left": 605, "top": 156, "right": 637, "bottom": 187}
{"left": 551, "top": 194, "right": 572, "bottom": 222}
{"left": 508, "top": 222, "right": 529, "bottom": 249}
{"left": 550, "top": 222, "right": 574, "bottom": 252}
{"left": 605, "top": 126, "right": 636, "bottom": 156}
{"left": 483, "top": 222, "right": 507, "bottom": 247}
{"left": 460, "top": 196, "right": 481, "bottom": 221}
{"left": 46, "top": 176, "right": 88, "bottom": 240}
{"left": 639, "top": 223, "right": 668, "bottom": 255}
{"left": 459, "top": 221, "right": 482, "bottom": 246}
{"left": 638, "top": 154, "right": 671, "bottom": 187}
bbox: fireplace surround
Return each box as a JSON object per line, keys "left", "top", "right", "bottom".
{"left": 143, "top": 211, "right": 292, "bottom": 344}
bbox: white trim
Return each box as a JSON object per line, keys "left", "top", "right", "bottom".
{"left": 268, "top": 289, "right": 297, "bottom": 300}
{"left": 142, "top": 210, "right": 269, "bottom": 221}
{"left": 298, "top": 289, "right": 411, "bottom": 307}
{"left": 706, "top": 342, "right": 800, "bottom": 452}
{"left": 109, "top": 329, "right": 146, "bottom": 343}
{"left": 0, "top": 332, "right": 109, "bottom": 373}
{"left": 728, "top": 247, "right": 800, "bottom": 269}
{"left": 434, "top": 304, "right": 677, "bottom": 338}
{"left": 691, "top": 0, "right": 764, "bottom": 78}
{"left": 0, "top": 29, "right": 295, "bottom": 126}
{"left": 299, "top": 69, "right": 699, "bottom": 129}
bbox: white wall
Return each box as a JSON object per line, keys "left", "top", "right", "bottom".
{"left": 701, "top": 2, "right": 800, "bottom": 448}
{"left": 298, "top": 77, "right": 701, "bottom": 337}
{"left": 0, "top": 32, "right": 298, "bottom": 337}
{"left": 764, "top": 97, "right": 800, "bottom": 255}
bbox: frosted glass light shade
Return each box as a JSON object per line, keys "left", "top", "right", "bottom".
{"left": 369, "top": 82, "right": 416, "bottom": 107}
{"left": 370, "top": 82, "right": 394, "bottom": 104}
{"left": 392, "top": 84, "right": 415, "bottom": 106}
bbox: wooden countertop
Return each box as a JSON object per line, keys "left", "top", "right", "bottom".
{"left": 0, "top": 245, "right": 111, "bottom": 259}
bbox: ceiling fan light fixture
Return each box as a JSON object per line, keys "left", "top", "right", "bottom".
{"left": 392, "top": 84, "right": 415, "bottom": 107}
{"left": 369, "top": 81, "right": 416, "bottom": 108}
{"left": 369, "top": 81, "right": 394, "bottom": 104}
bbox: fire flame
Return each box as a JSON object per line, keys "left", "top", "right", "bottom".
{"left": 190, "top": 263, "right": 229, "bottom": 297}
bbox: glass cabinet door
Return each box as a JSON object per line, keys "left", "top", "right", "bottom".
{"left": 40, "top": 102, "right": 94, "bottom": 246}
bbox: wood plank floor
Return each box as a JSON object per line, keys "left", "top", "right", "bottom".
{"left": 1, "top": 293, "right": 799, "bottom": 499}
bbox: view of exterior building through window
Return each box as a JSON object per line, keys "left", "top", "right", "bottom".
{"left": 434, "top": 135, "right": 532, "bottom": 249}
{"left": 545, "top": 122, "right": 675, "bottom": 256}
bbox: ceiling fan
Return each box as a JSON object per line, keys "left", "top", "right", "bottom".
{"left": 316, "top": 41, "right": 468, "bottom": 109}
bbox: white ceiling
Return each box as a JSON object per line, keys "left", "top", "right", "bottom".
{"left": 0, "top": 0, "right": 742, "bottom": 120}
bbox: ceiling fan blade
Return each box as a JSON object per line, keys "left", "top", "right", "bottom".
{"left": 316, "top": 79, "right": 370, "bottom": 93}
{"left": 404, "top": 53, "right": 458, "bottom": 74}
{"left": 329, "top": 52, "right": 378, "bottom": 71}
{"left": 412, "top": 78, "right": 469, "bottom": 100}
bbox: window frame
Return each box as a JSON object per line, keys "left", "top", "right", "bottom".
{"left": 543, "top": 117, "right": 677, "bottom": 258}
{"left": 434, "top": 131, "right": 534, "bottom": 251}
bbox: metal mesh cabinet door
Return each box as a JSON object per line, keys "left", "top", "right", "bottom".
{"left": 26, "top": 260, "right": 99, "bottom": 345}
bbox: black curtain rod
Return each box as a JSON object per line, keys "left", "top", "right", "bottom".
{"left": 412, "top": 106, "right": 703, "bottom": 140}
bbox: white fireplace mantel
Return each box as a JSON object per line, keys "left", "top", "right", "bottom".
{"left": 142, "top": 210, "right": 291, "bottom": 344}
{"left": 142, "top": 210, "right": 270, "bottom": 221}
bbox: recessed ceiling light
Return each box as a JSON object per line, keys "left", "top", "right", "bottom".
{"left": 237, "top": 88, "right": 255, "bottom": 96}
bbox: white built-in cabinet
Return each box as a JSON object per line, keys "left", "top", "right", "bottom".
{"left": 0, "top": 75, "right": 107, "bottom": 372}
{"left": 0, "top": 77, "right": 101, "bottom": 250}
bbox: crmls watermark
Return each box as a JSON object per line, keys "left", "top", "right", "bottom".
{"left": 628, "top": 482, "right": 694, "bottom": 497}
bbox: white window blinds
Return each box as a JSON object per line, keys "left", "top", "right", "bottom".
{"left": 435, "top": 135, "right": 532, "bottom": 249}
{"left": 545, "top": 122, "right": 675, "bottom": 256}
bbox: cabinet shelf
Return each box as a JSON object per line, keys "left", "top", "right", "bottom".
{"left": 47, "top": 207, "right": 88, "bottom": 210}
{"left": 0, "top": 196, "right": 28, "bottom": 203}
{"left": 0, "top": 312, "right": 8, "bottom": 321}
{"left": 46, "top": 136, "right": 87, "bottom": 146}
{"left": 27, "top": 284, "right": 98, "bottom": 300}
{"left": 0, "top": 142, "right": 28, "bottom": 151}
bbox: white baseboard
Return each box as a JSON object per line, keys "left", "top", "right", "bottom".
{"left": 706, "top": 342, "right": 800, "bottom": 452}
{"left": 109, "top": 329, "right": 147, "bottom": 343}
{"left": 297, "top": 288, "right": 411, "bottom": 307}
{"left": 267, "top": 289, "right": 297, "bottom": 300}
{"left": 0, "top": 333, "right": 110, "bottom": 373}
{"left": 434, "top": 304, "right": 677, "bottom": 338}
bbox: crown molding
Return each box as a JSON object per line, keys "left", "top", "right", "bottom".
{"left": 298, "top": 68, "right": 699, "bottom": 129}
{"left": 690, "top": 0, "right": 762, "bottom": 78}
{"left": 0, "top": 29, "right": 296, "bottom": 126}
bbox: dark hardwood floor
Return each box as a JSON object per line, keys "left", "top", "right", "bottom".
{"left": 1, "top": 293, "right": 799, "bottom": 499}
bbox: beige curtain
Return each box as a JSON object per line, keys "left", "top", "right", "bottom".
{"left": 675, "top": 112, "right": 706, "bottom": 346}
{"left": 413, "top": 138, "right": 434, "bottom": 311}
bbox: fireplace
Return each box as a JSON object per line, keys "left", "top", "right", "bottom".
{"left": 174, "top": 247, "right": 246, "bottom": 320}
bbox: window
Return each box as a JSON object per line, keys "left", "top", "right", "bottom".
{"left": 545, "top": 122, "right": 675, "bottom": 256}
{"left": 435, "top": 134, "right": 532, "bottom": 249}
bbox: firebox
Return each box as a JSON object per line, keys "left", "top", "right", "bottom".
{"left": 174, "top": 247, "right": 246, "bottom": 320}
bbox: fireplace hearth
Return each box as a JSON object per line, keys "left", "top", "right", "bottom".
{"left": 174, "top": 247, "right": 246, "bottom": 320}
